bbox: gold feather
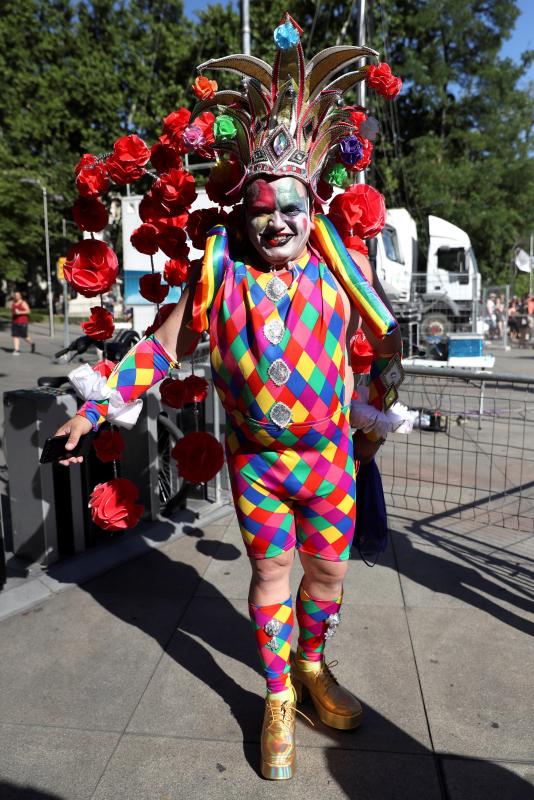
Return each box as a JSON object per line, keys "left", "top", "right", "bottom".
{"left": 198, "top": 55, "right": 272, "bottom": 92}
{"left": 306, "top": 46, "right": 378, "bottom": 100}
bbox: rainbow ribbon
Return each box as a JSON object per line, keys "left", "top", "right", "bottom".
{"left": 189, "top": 224, "right": 229, "bottom": 333}
{"left": 311, "top": 214, "right": 398, "bottom": 340}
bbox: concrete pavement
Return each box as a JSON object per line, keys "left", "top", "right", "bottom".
{"left": 0, "top": 506, "right": 533, "bottom": 799}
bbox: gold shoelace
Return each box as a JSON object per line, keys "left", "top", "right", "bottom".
{"left": 316, "top": 660, "right": 340, "bottom": 692}
{"left": 266, "top": 698, "right": 314, "bottom": 728}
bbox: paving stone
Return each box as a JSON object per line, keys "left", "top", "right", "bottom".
{"left": 442, "top": 757, "right": 534, "bottom": 800}
{"left": 392, "top": 532, "right": 534, "bottom": 629}
{"left": 0, "top": 586, "right": 182, "bottom": 730}
{"left": 0, "top": 722, "right": 119, "bottom": 800}
{"left": 407, "top": 607, "right": 534, "bottom": 759}
{"left": 92, "top": 734, "right": 442, "bottom": 800}
{"left": 128, "top": 598, "right": 431, "bottom": 754}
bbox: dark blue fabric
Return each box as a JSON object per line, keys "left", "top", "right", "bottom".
{"left": 354, "top": 458, "right": 388, "bottom": 566}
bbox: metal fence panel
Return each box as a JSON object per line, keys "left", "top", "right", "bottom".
{"left": 377, "top": 366, "right": 534, "bottom": 532}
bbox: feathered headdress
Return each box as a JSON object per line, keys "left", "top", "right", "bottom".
{"left": 189, "top": 13, "right": 399, "bottom": 201}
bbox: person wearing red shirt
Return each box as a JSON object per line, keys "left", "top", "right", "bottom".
{"left": 10, "top": 291, "right": 35, "bottom": 355}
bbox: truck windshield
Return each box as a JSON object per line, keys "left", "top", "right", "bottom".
{"left": 437, "top": 246, "right": 467, "bottom": 273}
{"left": 382, "top": 226, "right": 403, "bottom": 263}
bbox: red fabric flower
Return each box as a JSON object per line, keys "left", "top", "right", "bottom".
{"left": 349, "top": 184, "right": 386, "bottom": 239}
{"left": 327, "top": 189, "right": 363, "bottom": 237}
{"left": 162, "top": 108, "right": 191, "bottom": 142}
{"left": 171, "top": 432, "right": 224, "bottom": 483}
{"left": 206, "top": 156, "right": 244, "bottom": 206}
{"left": 160, "top": 377, "right": 186, "bottom": 408}
{"left": 144, "top": 302, "right": 177, "bottom": 337}
{"left": 106, "top": 155, "right": 145, "bottom": 184}
{"left": 93, "top": 429, "right": 125, "bottom": 462}
{"left": 72, "top": 197, "right": 108, "bottom": 232}
{"left": 150, "top": 140, "right": 183, "bottom": 174}
{"left": 366, "top": 63, "right": 402, "bottom": 99}
{"left": 155, "top": 212, "right": 189, "bottom": 231}
{"left": 343, "top": 234, "right": 369, "bottom": 257}
{"left": 350, "top": 328, "right": 374, "bottom": 374}
{"left": 113, "top": 134, "right": 150, "bottom": 167}
{"left": 224, "top": 204, "right": 244, "bottom": 238}
{"left": 348, "top": 110, "right": 367, "bottom": 132}
{"left": 92, "top": 359, "right": 115, "bottom": 378}
{"left": 186, "top": 207, "right": 228, "bottom": 250}
{"left": 192, "top": 75, "right": 218, "bottom": 100}
{"left": 349, "top": 137, "right": 373, "bottom": 172}
{"left": 89, "top": 478, "right": 144, "bottom": 531}
{"left": 138, "top": 190, "right": 172, "bottom": 225}
{"left": 139, "top": 273, "right": 169, "bottom": 304}
{"left": 164, "top": 257, "right": 189, "bottom": 286}
{"left": 157, "top": 226, "right": 190, "bottom": 259}
{"left": 75, "top": 154, "right": 99, "bottom": 175}
{"left": 183, "top": 375, "right": 208, "bottom": 403}
{"left": 193, "top": 112, "right": 216, "bottom": 158}
{"left": 76, "top": 160, "right": 109, "bottom": 198}
{"left": 64, "top": 240, "right": 118, "bottom": 298}
{"left": 131, "top": 223, "right": 159, "bottom": 255}
{"left": 153, "top": 168, "right": 197, "bottom": 209}
{"left": 81, "top": 306, "right": 115, "bottom": 340}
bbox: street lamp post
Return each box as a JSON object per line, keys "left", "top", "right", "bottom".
{"left": 20, "top": 178, "right": 55, "bottom": 338}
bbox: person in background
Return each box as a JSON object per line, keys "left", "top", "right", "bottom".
{"left": 494, "top": 295, "right": 504, "bottom": 339}
{"left": 10, "top": 291, "right": 35, "bottom": 355}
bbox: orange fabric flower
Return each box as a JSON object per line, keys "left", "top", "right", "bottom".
{"left": 192, "top": 76, "right": 218, "bottom": 100}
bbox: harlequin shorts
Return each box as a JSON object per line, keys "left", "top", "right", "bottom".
{"left": 225, "top": 405, "right": 357, "bottom": 561}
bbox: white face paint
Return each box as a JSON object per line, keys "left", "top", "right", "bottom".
{"left": 244, "top": 176, "right": 313, "bottom": 267}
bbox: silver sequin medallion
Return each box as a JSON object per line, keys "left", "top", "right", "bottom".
{"left": 265, "top": 276, "right": 288, "bottom": 303}
{"left": 264, "top": 619, "right": 282, "bottom": 637}
{"left": 264, "top": 619, "right": 282, "bottom": 652}
{"left": 269, "top": 401, "right": 292, "bottom": 428}
{"left": 268, "top": 359, "right": 291, "bottom": 386}
{"left": 263, "top": 318, "right": 285, "bottom": 345}
{"left": 324, "top": 612, "right": 341, "bottom": 639}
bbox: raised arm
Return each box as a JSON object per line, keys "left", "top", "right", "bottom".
{"left": 348, "top": 248, "right": 402, "bottom": 357}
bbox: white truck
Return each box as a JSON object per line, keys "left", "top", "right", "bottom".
{"left": 374, "top": 209, "right": 481, "bottom": 344}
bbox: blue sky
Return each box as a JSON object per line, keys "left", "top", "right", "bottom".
{"left": 183, "top": 0, "right": 534, "bottom": 82}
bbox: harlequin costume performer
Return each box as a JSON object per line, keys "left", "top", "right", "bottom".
{"left": 62, "top": 14, "right": 406, "bottom": 780}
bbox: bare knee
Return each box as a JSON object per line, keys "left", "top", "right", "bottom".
{"left": 251, "top": 550, "right": 294, "bottom": 586}
{"left": 300, "top": 553, "right": 347, "bottom": 598}
{"left": 249, "top": 550, "right": 294, "bottom": 604}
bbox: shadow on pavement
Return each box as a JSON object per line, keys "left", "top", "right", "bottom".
{"left": 0, "top": 782, "right": 63, "bottom": 800}
{"left": 387, "top": 518, "right": 534, "bottom": 637}
{"left": 79, "top": 522, "right": 263, "bottom": 775}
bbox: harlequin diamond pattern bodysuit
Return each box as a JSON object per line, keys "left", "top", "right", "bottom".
{"left": 203, "top": 228, "right": 357, "bottom": 562}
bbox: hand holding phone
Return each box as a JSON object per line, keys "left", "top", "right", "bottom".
{"left": 41, "top": 415, "right": 94, "bottom": 465}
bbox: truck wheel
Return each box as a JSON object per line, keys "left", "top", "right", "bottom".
{"left": 422, "top": 313, "right": 452, "bottom": 339}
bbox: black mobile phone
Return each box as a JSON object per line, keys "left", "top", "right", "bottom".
{"left": 39, "top": 433, "right": 93, "bottom": 464}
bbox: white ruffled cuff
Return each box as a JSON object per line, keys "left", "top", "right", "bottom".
{"left": 350, "top": 385, "right": 417, "bottom": 437}
{"left": 69, "top": 364, "right": 143, "bottom": 430}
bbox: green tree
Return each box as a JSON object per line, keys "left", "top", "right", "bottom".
{"left": 0, "top": 0, "right": 193, "bottom": 295}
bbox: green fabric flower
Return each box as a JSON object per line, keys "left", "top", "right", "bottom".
{"left": 326, "top": 164, "right": 348, "bottom": 188}
{"left": 214, "top": 115, "right": 237, "bottom": 142}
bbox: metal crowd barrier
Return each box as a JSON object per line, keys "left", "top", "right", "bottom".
{"left": 377, "top": 366, "right": 534, "bottom": 533}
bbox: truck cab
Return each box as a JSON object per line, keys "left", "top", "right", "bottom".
{"left": 421, "top": 215, "right": 480, "bottom": 338}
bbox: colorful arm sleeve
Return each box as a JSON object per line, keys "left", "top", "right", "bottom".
{"left": 77, "top": 334, "right": 175, "bottom": 431}
{"left": 188, "top": 224, "right": 230, "bottom": 333}
{"left": 311, "top": 214, "right": 398, "bottom": 340}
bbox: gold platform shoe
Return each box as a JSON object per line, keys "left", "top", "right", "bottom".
{"left": 260, "top": 688, "right": 297, "bottom": 780}
{"left": 292, "top": 656, "right": 363, "bottom": 730}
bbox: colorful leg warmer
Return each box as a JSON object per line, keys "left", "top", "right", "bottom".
{"left": 296, "top": 582, "right": 342, "bottom": 662}
{"left": 249, "top": 597, "right": 294, "bottom": 695}
{"left": 77, "top": 334, "right": 174, "bottom": 430}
